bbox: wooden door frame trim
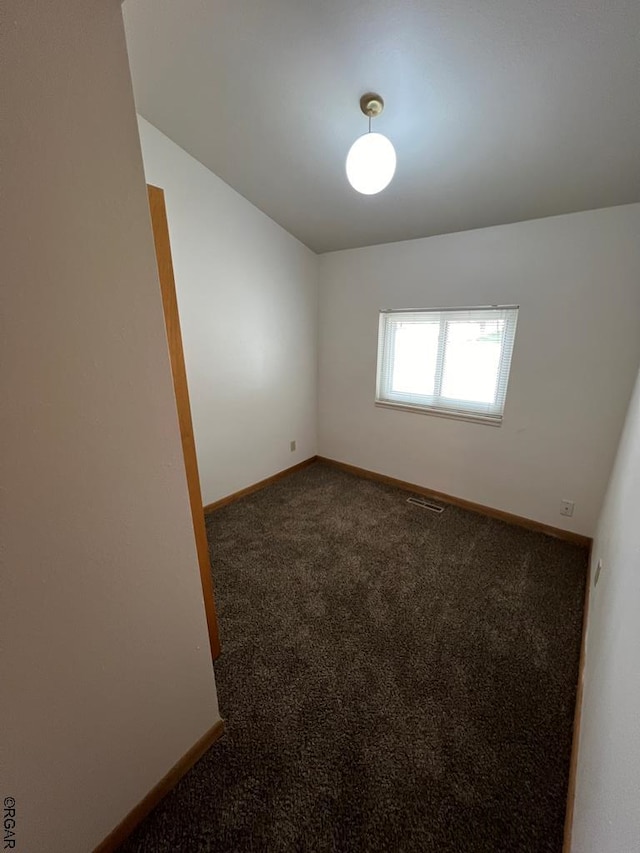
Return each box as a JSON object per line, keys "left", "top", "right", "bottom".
{"left": 147, "top": 185, "right": 220, "bottom": 661}
{"left": 93, "top": 719, "right": 225, "bottom": 852}
{"left": 562, "top": 553, "right": 591, "bottom": 851}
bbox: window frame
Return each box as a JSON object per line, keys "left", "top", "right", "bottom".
{"left": 375, "top": 305, "right": 519, "bottom": 426}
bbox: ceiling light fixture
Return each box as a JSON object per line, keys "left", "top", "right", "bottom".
{"left": 346, "top": 93, "right": 396, "bottom": 195}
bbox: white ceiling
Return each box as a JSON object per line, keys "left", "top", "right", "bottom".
{"left": 123, "top": 0, "right": 640, "bottom": 254}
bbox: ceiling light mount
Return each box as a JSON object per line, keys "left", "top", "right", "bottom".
{"left": 359, "top": 93, "right": 384, "bottom": 118}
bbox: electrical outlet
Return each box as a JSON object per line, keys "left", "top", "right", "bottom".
{"left": 560, "top": 499, "right": 575, "bottom": 517}
{"left": 290, "top": 440, "right": 296, "bottom": 452}
{"left": 594, "top": 558, "right": 603, "bottom": 587}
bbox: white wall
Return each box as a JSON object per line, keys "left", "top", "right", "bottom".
{"left": 571, "top": 364, "right": 640, "bottom": 851}
{"left": 318, "top": 204, "right": 640, "bottom": 536}
{"left": 1, "top": 3, "right": 219, "bottom": 852}
{"left": 136, "top": 117, "right": 319, "bottom": 505}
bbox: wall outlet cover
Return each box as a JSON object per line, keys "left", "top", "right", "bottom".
{"left": 594, "top": 558, "right": 603, "bottom": 586}
{"left": 560, "top": 499, "right": 575, "bottom": 517}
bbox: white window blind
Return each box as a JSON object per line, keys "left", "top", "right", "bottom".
{"left": 375, "top": 306, "right": 518, "bottom": 424}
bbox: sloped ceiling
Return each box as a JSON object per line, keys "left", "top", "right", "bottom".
{"left": 123, "top": 0, "right": 640, "bottom": 253}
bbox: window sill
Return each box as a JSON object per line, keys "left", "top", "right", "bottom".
{"left": 374, "top": 400, "right": 503, "bottom": 427}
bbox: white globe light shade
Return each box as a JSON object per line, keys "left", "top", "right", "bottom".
{"left": 346, "top": 132, "right": 397, "bottom": 195}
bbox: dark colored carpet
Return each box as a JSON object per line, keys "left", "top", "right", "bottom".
{"left": 119, "top": 462, "right": 587, "bottom": 853}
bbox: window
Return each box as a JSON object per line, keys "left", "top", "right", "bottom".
{"left": 375, "top": 305, "right": 518, "bottom": 425}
